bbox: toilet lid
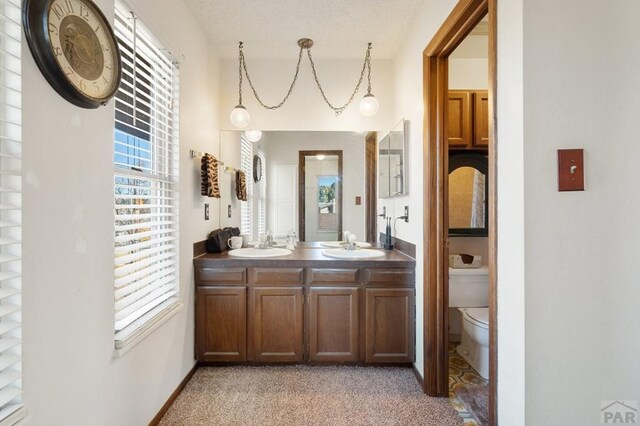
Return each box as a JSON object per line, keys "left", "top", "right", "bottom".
{"left": 464, "top": 308, "right": 489, "bottom": 326}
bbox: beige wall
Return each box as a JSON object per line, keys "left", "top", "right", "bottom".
{"left": 21, "top": 0, "right": 220, "bottom": 423}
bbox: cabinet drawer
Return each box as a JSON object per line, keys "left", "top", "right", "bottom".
{"left": 196, "top": 267, "right": 247, "bottom": 285}
{"left": 252, "top": 268, "right": 304, "bottom": 285}
{"left": 308, "top": 268, "right": 359, "bottom": 285}
{"left": 364, "top": 268, "right": 414, "bottom": 287}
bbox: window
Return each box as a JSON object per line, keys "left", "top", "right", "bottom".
{"left": 256, "top": 150, "right": 266, "bottom": 237}
{"left": 240, "top": 136, "right": 253, "bottom": 239}
{"left": 0, "top": 0, "right": 25, "bottom": 422}
{"left": 113, "top": 5, "right": 181, "bottom": 351}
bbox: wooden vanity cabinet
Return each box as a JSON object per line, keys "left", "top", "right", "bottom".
{"left": 249, "top": 286, "right": 304, "bottom": 362}
{"left": 365, "top": 288, "right": 415, "bottom": 363}
{"left": 448, "top": 90, "right": 488, "bottom": 150}
{"left": 194, "top": 263, "right": 415, "bottom": 365}
{"left": 308, "top": 287, "right": 360, "bottom": 362}
{"left": 195, "top": 286, "right": 247, "bottom": 362}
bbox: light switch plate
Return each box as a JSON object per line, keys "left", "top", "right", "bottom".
{"left": 558, "top": 149, "right": 584, "bottom": 191}
{"left": 204, "top": 203, "right": 209, "bottom": 220}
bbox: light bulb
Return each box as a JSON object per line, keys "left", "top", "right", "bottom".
{"left": 316, "top": 154, "right": 325, "bottom": 161}
{"left": 359, "top": 93, "right": 379, "bottom": 117}
{"left": 230, "top": 105, "right": 250, "bottom": 128}
{"left": 244, "top": 130, "right": 262, "bottom": 142}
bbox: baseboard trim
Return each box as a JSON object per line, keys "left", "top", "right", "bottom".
{"left": 148, "top": 363, "right": 198, "bottom": 426}
{"left": 412, "top": 364, "right": 424, "bottom": 388}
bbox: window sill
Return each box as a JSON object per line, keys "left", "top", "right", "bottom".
{"left": 114, "top": 299, "right": 183, "bottom": 358}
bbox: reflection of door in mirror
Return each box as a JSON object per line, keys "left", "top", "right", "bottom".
{"left": 303, "top": 154, "right": 341, "bottom": 241}
{"left": 449, "top": 166, "right": 485, "bottom": 228}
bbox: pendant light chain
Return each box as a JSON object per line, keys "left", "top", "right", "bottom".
{"left": 307, "top": 42, "right": 371, "bottom": 116}
{"left": 239, "top": 42, "right": 305, "bottom": 110}
{"left": 236, "top": 41, "right": 374, "bottom": 116}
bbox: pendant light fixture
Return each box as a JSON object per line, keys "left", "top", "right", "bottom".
{"left": 230, "top": 39, "right": 378, "bottom": 128}
{"left": 244, "top": 130, "right": 262, "bottom": 142}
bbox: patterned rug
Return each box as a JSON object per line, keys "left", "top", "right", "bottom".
{"left": 448, "top": 344, "right": 489, "bottom": 425}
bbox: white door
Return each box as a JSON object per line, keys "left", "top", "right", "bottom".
{"left": 269, "top": 165, "right": 297, "bottom": 238}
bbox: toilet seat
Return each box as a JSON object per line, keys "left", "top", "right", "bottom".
{"left": 462, "top": 307, "right": 489, "bottom": 329}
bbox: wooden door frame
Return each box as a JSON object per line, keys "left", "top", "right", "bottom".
{"left": 364, "top": 132, "right": 378, "bottom": 243}
{"left": 298, "top": 150, "right": 344, "bottom": 241}
{"left": 422, "top": 0, "right": 498, "bottom": 425}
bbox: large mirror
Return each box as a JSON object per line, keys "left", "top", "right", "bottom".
{"left": 448, "top": 152, "right": 488, "bottom": 236}
{"left": 378, "top": 119, "right": 408, "bottom": 198}
{"left": 218, "top": 131, "right": 372, "bottom": 243}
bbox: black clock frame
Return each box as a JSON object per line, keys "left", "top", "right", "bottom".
{"left": 253, "top": 154, "right": 262, "bottom": 183}
{"left": 23, "top": 0, "right": 122, "bottom": 109}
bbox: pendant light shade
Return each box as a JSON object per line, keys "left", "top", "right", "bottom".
{"left": 244, "top": 130, "right": 262, "bottom": 142}
{"left": 230, "top": 105, "right": 250, "bottom": 128}
{"left": 359, "top": 93, "right": 379, "bottom": 117}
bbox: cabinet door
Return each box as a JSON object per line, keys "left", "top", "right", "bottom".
{"left": 250, "top": 287, "right": 304, "bottom": 362}
{"left": 473, "top": 90, "right": 489, "bottom": 148}
{"left": 365, "top": 288, "right": 415, "bottom": 363}
{"left": 448, "top": 91, "right": 472, "bottom": 148}
{"left": 308, "top": 287, "right": 359, "bottom": 362}
{"left": 196, "top": 286, "right": 246, "bottom": 362}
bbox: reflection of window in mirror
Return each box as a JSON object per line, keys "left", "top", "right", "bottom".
{"left": 449, "top": 167, "right": 485, "bottom": 228}
{"left": 317, "top": 175, "right": 338, "bottom": 231}
{"left": 448, "top": 152, "right": 488, "bottom": 236}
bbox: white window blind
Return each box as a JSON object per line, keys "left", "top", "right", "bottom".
{"left": 0, "top": 0, "right": 25, "bottom": 423}
{"left": 240, "top": 136, "right": 253, "bottom": 239}
{"left": 113, "top": 6, "right": 180, "bottom": 349}
{"left": 257, "top": 150, "right": 266, "bottom": 237}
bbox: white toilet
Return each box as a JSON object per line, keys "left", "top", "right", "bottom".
{"left": 449, "top": 267, "right": 489, "bottom": 380}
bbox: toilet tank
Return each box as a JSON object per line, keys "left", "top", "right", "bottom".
{"left": 449, "top": 266, "right": 489, "bottom": 308}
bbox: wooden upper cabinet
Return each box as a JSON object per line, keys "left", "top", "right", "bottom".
{"left": 447, "top": 91, "right": 472, "bottom": 149}
{"left": 196, "top": 286, "right": 247, "bottom": 362}
{"left": 365, "top": 288, "right": 415, "bottom": 363}
{"left": 250, "top": 287, "right": 304, "bottom": 362}
{"left": 308, "top": 287, "right": 359, "bottom": 362}
{"left": 448, "top": 90, "right": 489, "bottom": 151}
{"left": 473, "top": 90, "right": 489, "bottom": 148}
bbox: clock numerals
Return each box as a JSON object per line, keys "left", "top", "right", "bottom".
{"left": 102, "top": 75, "right": 110, "bottom": 85}
{"left": 79, "top": 79, "right": 86, "bottom": 92}
{"left": 54, "top": 47, "right": 63, "bottom": 57}
{"left": 105, "top": 63, "right": 112, "bottom": 71}
{"left": 102, "top": 43, "right": 109, "bottom": 52}
{"left": 63, "top": 0, "right": 75, "bottom": 14}
{"left": 92, "top": 82, "right": 100, "bottom": 93}
{"left": 65, "top": 67, "right": 74, "bottom": 76}
{"left": 79, "top": 4, "right": 90, "bottom": 21}
{"left": 51, "top": 3, "right": 64, "bottom": 20}
{"left": 48, "top": 23, "right": 58, "bottom": 36}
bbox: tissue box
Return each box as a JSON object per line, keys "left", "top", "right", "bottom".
{"left": 449, "top": 254, "right": 482, "bottom": 269}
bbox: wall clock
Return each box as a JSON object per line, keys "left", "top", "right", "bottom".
{"left": 253, "top": 155, "right": 262, "bottom": 183}
{"left": 23, "top": 0, "right": 122, "bottom": 109}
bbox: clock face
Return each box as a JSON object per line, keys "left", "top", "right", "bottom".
{"left": 46, "top": 0, "right": 119, "bottom": 101}
{"left": 23, "top": 0, "right": 122, "bottom": 108}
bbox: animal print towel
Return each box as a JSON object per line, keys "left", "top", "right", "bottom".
{"left": 235, "top": 170, "right": 247, "bottom": 201}
{"left": 200, "top": 153, "right": 220, "bottom": 198}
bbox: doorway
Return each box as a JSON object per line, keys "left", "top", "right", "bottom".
{"left": 423, "top": 0, "right": 497, "bottom": 424}
{"left": 298, "top": 150, "right": 343, "bottom": 242}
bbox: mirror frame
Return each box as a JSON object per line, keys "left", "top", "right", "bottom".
{"left": 448, "top": 152, "right": 488, "bottom": 237}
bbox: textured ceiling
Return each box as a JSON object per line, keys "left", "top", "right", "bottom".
{"left": 182, "top": 0, "right": 423, "bottom": 59}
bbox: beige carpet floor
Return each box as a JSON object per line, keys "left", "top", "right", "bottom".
{"left": 159, "top": 366, "right": 463, "bottom": 426}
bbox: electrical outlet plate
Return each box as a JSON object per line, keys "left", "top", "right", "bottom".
{"left": 404, "top": 206, "right": 409, "bottom": 222}
{"left": 228, "top": 205, "right": 232, "bottom": 218}
{"left": 204, "top": 203, "right": 209, "bottom": 220}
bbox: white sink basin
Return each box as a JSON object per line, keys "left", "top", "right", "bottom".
{"left": 321, "top": 241, "right": 372, "bottom": 249}
{"left": 322, "top": 248, "right": 386, "bottom": 259}
{"left": 228, "top": 248, "right": 292, "bottom": 258}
